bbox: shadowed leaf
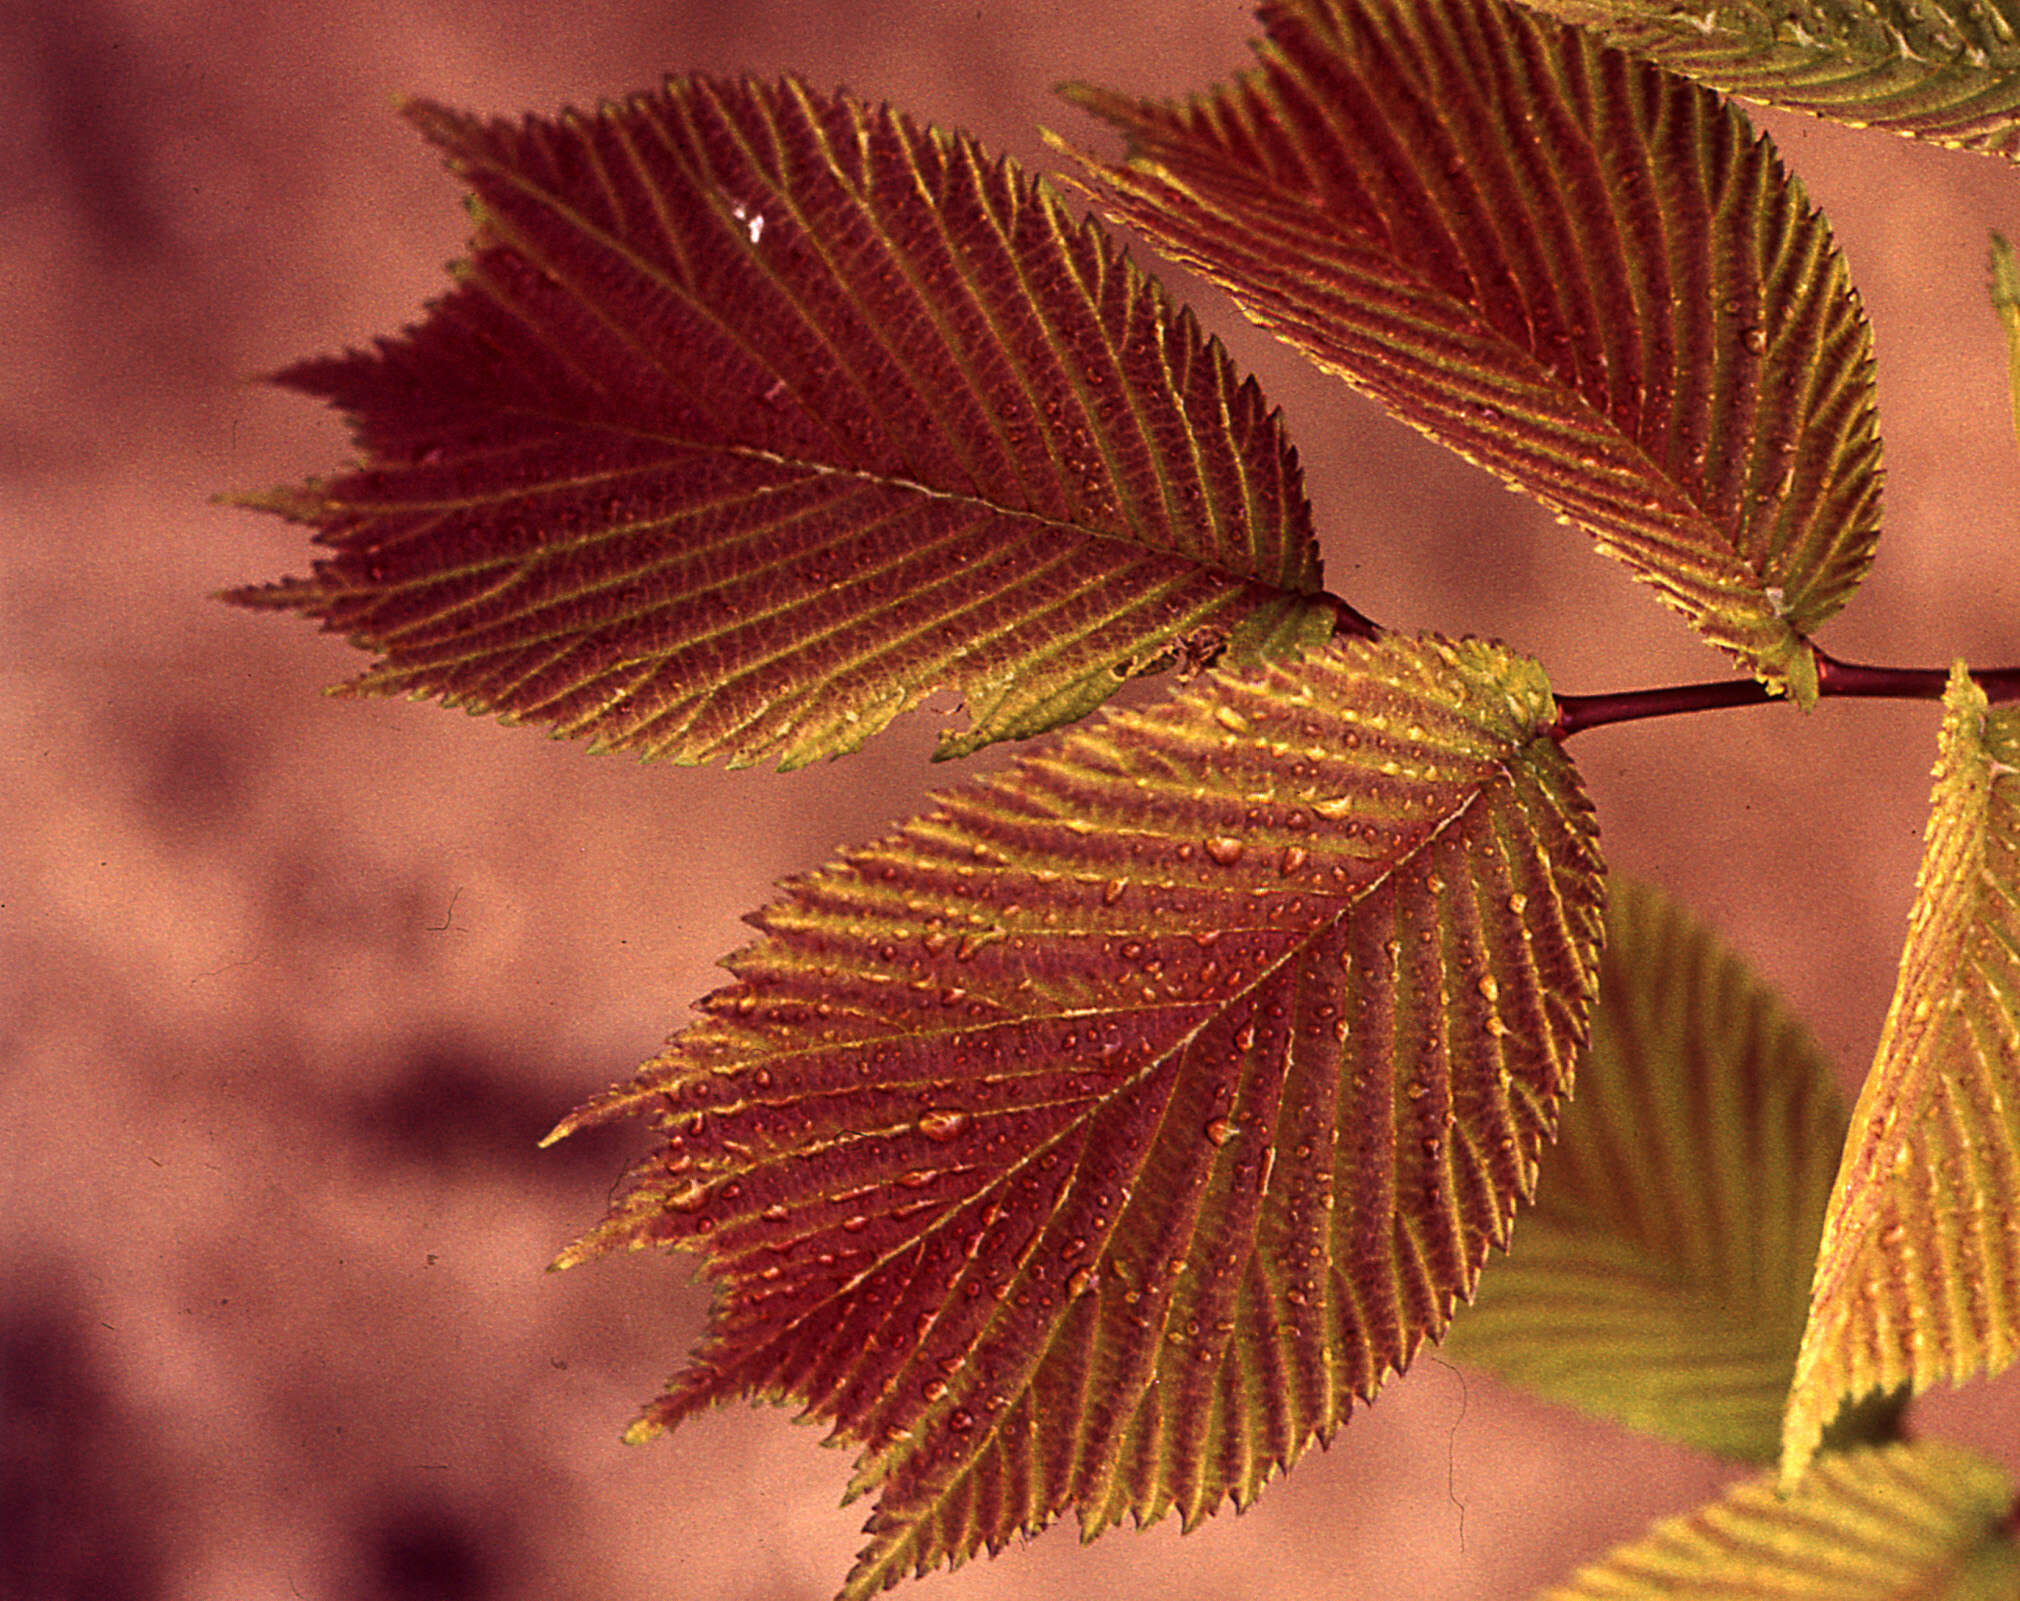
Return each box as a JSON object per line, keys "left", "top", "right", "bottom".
{"left": 547, "top": 632, "right": 1605, "bottom": 1599}
{"left": 1060, "top": 0, "right": 1883, "bottom": 704}
{"left": 1446, "top": 879, "right": 1848, "bottom": 1462}
{"left": 229, "top": 78, "right": 1344, "bottom": 769}
{"left": 1546, "top": 1441, "right": 2019, "bottom": 1599}
{"left": 1783, "top": 666, "right": 2020, "bottom": 1481}
{"left": 1520, "top": 1, "right": 2020, "bottom": 165}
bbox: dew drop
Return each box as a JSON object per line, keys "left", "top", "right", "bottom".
{"left": 1204, "top": 1117, "right": 1238, "bottom": 1147}
{"left": 1103, "top": 877, "right": 1128, "bottom": 905}
{"left": 948, "top": 1408, "right": 975, "bottom": 1433}
{"left": 761, "top": 1202, "right": 789, "bottom": 1222}
{"left": 1507, "top": 891, "right": 1528, "bottom": 915}
{"left": 923, "top": 1379, "right": 948, "bottom": 1401}
{"left": 899, "top": 1168, "right": 938, "bottom": 1188}
{"left": 842, "top": 1214, "right": 870, "bottom": 1233}
{"left": 918, "top": 1109, "right": 972, "bottom": 1142}
{"left": 1742, "top": 326, "right": 1768, "bottom": 354}
{"left": 667, "top": 1178, "right": 709, "bottom": 1213}
{"left": 1279, "top": 844, "right": 1309, "bottom": 875}
{"left": 1067, "top": 1265, "right": 1097, "bottom": 1297}
{"left": 1215, "top": 706, "right": 1250, "bottom": 734}
{"left": 1205, "top": 836, "right": 1246, "bottom": 866}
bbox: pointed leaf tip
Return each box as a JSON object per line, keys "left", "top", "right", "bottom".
{"left": 238, "top": 76, "right": 1340, "bottom": 770}
{"left": 1065, "top": 0, "right": 1881, "bottom": 705}
{"left": 554, "top": 632, "right": 1606, "bottom": 1593}
{"left": 1783, "top": 665, "right": 2020, "bottom": 1484}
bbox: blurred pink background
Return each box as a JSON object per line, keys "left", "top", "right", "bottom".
{"left": 4, "top": 3, "right": 2018, "bottom": 1598}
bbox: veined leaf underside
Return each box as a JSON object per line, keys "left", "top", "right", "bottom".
{"left": 1783, "top": 666, "right": 2020, "bottom": 1482}
{"left": 1521, "top": 0, "right": 2020, "bottom": 164}
{"left": 231, "top": 77, "right": 1342, "bottom": 768}
{"left": 548, "top": 633, "right": 1605, "bottom": 1598}
{"left": 1062, "top": 0, "right": 1883, "bottom": 704}
{"left": 1447, "top": 879, "right": 1847, "bottom": 1462}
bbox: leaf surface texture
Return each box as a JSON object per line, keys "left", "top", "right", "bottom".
{"left": 1520, "top": 1, "right": 2020, "bottom": 164}
{"left": 232, "top": 78, "right": 1339, "bottom": 767}
{"left": 1546, "top": 1441, "right": 2019, "bottom": 1599}
{"left": 1446, "top": 879, "right": 1846, "bottom": 1461}
{"left": 549, "top": 633, "right": 1605, "bottom": 1597}
{"left": 1783, "top": 667, "right": 2020, "bottom": 1479}
{"left": 1062, "top": 0, "right": 1883, "bottom": 703}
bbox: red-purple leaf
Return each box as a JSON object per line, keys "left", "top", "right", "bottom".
{"left": 547, "top": 632, "right": 1605, "bottom": 1597}
{"left": 1060, "top": 0, "right": 1883, "bottom": 705}
{"left": 229, "top": 78, "right": 1343, "bottom": 768}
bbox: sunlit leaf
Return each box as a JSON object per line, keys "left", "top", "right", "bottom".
{"left": 1519, "top": 1, "right": 2020, "bottom": 165}
{"left": 1060, "top": 0, "right": 1883, "bottom": 705}
{"left": 1545, "top": 1441, "right": 2019, "bottom": 1600}
{"left": 547, "top": 632, "right": 1605, "bottom": 1598}
{"left": 1782, "top": 666, "right": 2020, "bottom": 1482}
{"left": 229, "top": 77, "right": 1344, "bottom": 769}
{"left": 1445, "top": 879, "right": 1848, "bottom": 1461}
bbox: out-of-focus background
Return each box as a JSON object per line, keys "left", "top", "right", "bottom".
{"left": 4, "top": 3, "right": 2018, "bottom": 1598}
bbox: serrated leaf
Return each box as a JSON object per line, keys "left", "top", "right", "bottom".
{"left": 1445, "top": 879, "right": 1849, "bottom": 1462}
{"left": 1060, "top": 0, "right": 1884, "bottom": 705}
{"left": 229, "top": 78, "right": 1343, "bottom": 770}
{"left": 1519, "top": 1, "right": 2020, "bottom": 165}
{"left": 1783, "top": 666, "right": 2020, "bottom": 1482}
{"left": 1545, "top": 1441, "right": 2019, "bottom": 1600}
{"left": 547, "top": 632, "right": 1605, "bottom": 1599}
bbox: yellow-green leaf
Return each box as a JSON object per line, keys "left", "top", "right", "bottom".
{"left": 1783, "top": 666, "right": 2020, "bottom": 1482}
{"left": 1546, "top": 1441, "right": 2019, "bottom": 1599}
{"left": 547, "top": 633, "right": 1606, "bottom": 1600}
{"left": 1061, "top": 0, "right": 1882, "bottom": 706}
{"left": 1990, "top": 233, "right": 2020, "bottom": 458}
{"left": 1520, "top": 1, "right": 2020, "bottom": 165}
{"left": 1446, "top": 880, "right": 1847, "bottom": 1461}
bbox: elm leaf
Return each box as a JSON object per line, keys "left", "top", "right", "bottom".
{"left": 546, "top": 632, "right": 1605, "bottom": 1599}
{"left": 1446, "top": 879, "right": 1848, "bottom": 1462}
{"left": 1520, "top": 1, "right": 2020, "bottom": 165}
{"left": 1060, "top": 0, "right": 1884, "bottom": 705}
{"left": 229, "top": 78, "right": 1343, "bottom": 769}
{"left": 1782, "top": 666, "right": 2020, "bottom": 1482}
{"left": 1546, "top": 1441, "right": 2019, "bottom": 1600}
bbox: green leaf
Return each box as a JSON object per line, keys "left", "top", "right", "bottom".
{"left": 1517, "top": 1, "right": 2020, "bottom": 166}
{"left": 1059, "top": 0, "right": 1884, "bottom": 705}
{"left": 1783, "top": 666, "right": 2020, "bottom": 1481}
{"left": 1544, "top": 1441, "right": 2019, "bottom": 1600}
{"left": 546, "top": 632, "right": 1605, "bottom": 1599}
{"left": 1444, "top": 879, "right": 1848, "bottom": 1462}
{"left": 228, "top": 78, "right": 1343, "bottom": 770}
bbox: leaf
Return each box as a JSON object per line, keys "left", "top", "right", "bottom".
{"left": 1782, "top": 666, "right": 2020, "bottom": 1482}
{"left": 1544, "top": 1441, "right": 2019, "bottom": 1600}
{"left": 1059, "top": 0, "right": 1884, "bottom": 705}
{"left": 1444, "top": 879, "right": 1849, "bottom": 1462}
{"left": 1990, "top": 233, "right": 2020, "bottom": 458}
{"left": 1517, "top": 1, "right": 2020, "bottom": 166}
{"left": 547, "top": 632, "right": 1605, "bottom": 1598}
{"left": 228, "top": 78, "right": 1345, "bottom": 770}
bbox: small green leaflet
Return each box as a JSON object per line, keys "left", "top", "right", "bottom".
{"left": 546, "top": 633, "right": 1605, "bottom": 1600}
{"left": 230, "top": 78, "right": 1341, "bottom": 770}
{"left": 1445, "top": 880, "right": 1848, "bottom": 1462}
{"left": 1783, "top": 666, "right": 2020, "bottom": 1483}
{"left": 1545, "top": 1441, "right": 2019, "bottom": 1600}
{"left": 1061, "top": 0, "right": 1884, "bottom": 705}
{"left": 1518, "top": 1, "right": 2020, "bottom": 165}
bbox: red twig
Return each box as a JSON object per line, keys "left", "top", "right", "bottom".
{"left": 1551, "top": 646, "right": 2020, "bottom": 740}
